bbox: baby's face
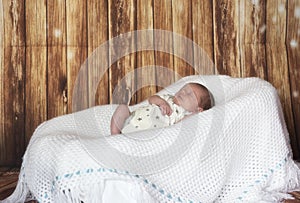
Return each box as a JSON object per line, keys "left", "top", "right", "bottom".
{"left": 173, "top": 84, "right": 202, "bottom": 112}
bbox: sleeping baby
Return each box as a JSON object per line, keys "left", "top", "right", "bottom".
{"left": 110, "top": 83, "right": 213, "bottom": 135}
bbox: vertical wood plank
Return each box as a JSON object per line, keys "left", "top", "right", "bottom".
{"left": 213, "top": 0, "right": 241, "bottom": 77}
{"left": 153, "top": 0, "right": 174, "bottom": 91}
{"left": 240, "top": 0, "right": 266, "bottom": 44}
{"left": 108, "top": 0, "right": 136, "bottom": 105}
{"left": 66, "top": 0, "right": 87, "bottom": 46}
{"left": 25, "top": 0, "right": 47, "bottom": 145}
{"left": 66, "top": 0, "right": 88, "bottom": 112}
{"left": 136, "top": 0, "right": 155, "bottom": 103}
{"left": 192, "top": 0, "right": 214, "bottom": 75}
{"left": 0, "top": 0, "right": 4, "bottom": 164}
{"left": 0, "top": 0, "right": 25, "bottom": 165}
{"left": 266, "top": 0, "right": 287, "bottom": 44}
{"left": 0, "top": 0, "right": 8, "bottom": 165}
{"left": 47, "top": 0, "right": 67, "bottom": 119}
{"left": 287, "top": 0, "right": 300, "bottom": 159}
{"left": 266, "top": 0, "right": 297, "bottom": 158}
{"left": 172, "top": 0, "right": 194, "bottom": 80}
{"left": 87, "top": 0, "right": 109, "bottom": 106}
{"left": 239, "top": 0, "right": 267, "bottom": 79}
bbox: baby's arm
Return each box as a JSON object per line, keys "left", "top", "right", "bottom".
{"left": 110, "top": 104, "right": 130, "bottom": 135}
{"left": 148, "top": 95, "right": 172, "bottom": 116}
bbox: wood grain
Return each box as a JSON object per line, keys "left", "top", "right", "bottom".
{"left": 25, "top": 0, "right": 47, "bottom": 146}
{"left": 213, "top": 0, "right": 241, "bottom": 77}
{"left": 172, "top": 0, "right": 194, "bottom": 80}
{"left": 108, "top": 0, "right": 136, "bottom": 105}
{"left": 1, "top": 0, "right": 25, "bottom": 165}
{"left": 136, "top": 0, "right": 156, "bottom": 103}
{"left": 66, "top": 0, "right": 87, "bottom": 47}
{"left": 266, "top": 0, "right": 297, "bottom": 158}
{"left": 239, "top": 0, "right": 267, "bottom": 79}
{"left": 0, "top": 0, "right": 4, "bottom": 165}
{"left": 0, "top": 179, "right": 18, "bottom": 200}
{"left": 153, "top": 0, "right": 174, "bottom": 91}
{"left": 47, "top": 0, "right": 67, "bottom": 119}
{"left": 87, "top": 0, "right": 109, "bottom": 106}
{"left": 287, "top": 0, "right": 300, "bottom": 158}
{"left": 66, "top": 0, "right": 88, "bottom": 112}
{"left": 266, "top": 0, "right": 287, "bottom": 44}
{"left": 192, "top": 0, "right": 215, "bottom": 75}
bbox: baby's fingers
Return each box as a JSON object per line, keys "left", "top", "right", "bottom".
{"left": 159, "top": 105, "right": 166, "bottom": 115}
{"left": 163, "top": 106, "right": 172, "bottom": 116}
{"left": 161, "top": 106, "right": 167, "bottom": 115}
{"left": 159, "top": 103, "right": 172, "bottom": 116}
{"left": 167, "top": 107, "right": 173, "bottom": 116}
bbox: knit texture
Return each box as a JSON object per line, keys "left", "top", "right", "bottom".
{"left": 2, "top": 75, "right": 300, "bottom": 203}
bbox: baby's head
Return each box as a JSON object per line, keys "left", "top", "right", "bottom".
{"left": 173, "top": 82, "right": 213, "bottom": 113}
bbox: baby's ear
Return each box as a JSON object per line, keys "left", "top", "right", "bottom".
{"left": 197, "top": 107, "right": 203, "bottom": 112}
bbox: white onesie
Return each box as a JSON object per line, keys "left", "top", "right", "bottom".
{"left": 121, "top": 94, "right": 191, "bottom": 133}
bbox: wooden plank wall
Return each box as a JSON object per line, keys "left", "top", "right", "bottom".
{"left": 0, "top": 0, "right": 299, "bottom": 166}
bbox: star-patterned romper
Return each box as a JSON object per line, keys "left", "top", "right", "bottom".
{"left": 121, "top": 94, "right": 191, "bottom": 133}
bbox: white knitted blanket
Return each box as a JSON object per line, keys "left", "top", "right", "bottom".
{"left": 2, "top": 75, "right": 300, "bottom": 203}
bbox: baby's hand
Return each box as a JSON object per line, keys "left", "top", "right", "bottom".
{"left": 159, "top": 102, "right": 173, "bottom": 116}
{"left": 148, "top": 95, "right": 172, "bottom": 116}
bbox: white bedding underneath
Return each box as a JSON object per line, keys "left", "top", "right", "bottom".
{"left": 101, "top": 179, "right": 155, "bottom": 203}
